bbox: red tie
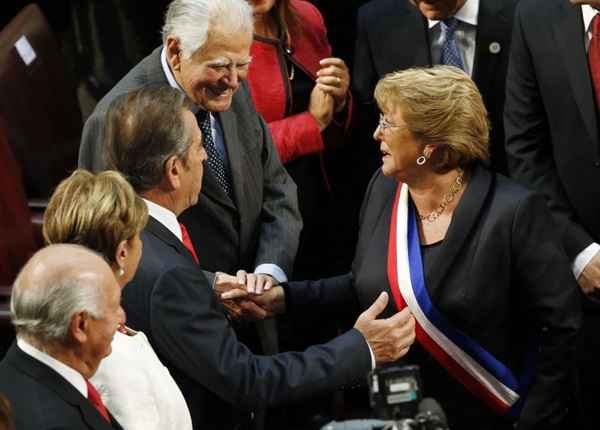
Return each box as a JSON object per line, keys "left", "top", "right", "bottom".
{"left": 180, "top": 222, "right": 200, "bottom": 264}
{"left": 86, "top": 380, "right": 111, "bottom": 423}
{"left": 589, "top": 14, "right": 600, "bottom": 108}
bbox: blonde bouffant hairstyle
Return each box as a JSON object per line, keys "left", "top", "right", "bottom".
{"left": 374, "top": 65, "right": 490, "bottom": 172}
{"left": 43, "top": 169, "right": 148, "bottom": 264}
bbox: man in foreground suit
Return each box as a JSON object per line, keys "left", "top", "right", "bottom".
{"left": 79, "top": 0, "right": 300, "bottom": 322}
{"left": 504, "top": 1, "right": 600, "bottom": 428}
{"left": 353, "top": 0, "right": 517, "bottom": 194}
{"left": 0, "top": 245, "right": 125, "bottom": 430}
{"left": 106, "top": 85, "right": 416, "bottom": 430}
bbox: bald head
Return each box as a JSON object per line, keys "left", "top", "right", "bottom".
{"left": 11, "top": 244, "right": 116, "bottom": 345}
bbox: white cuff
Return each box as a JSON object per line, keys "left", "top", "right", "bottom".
{"left": 572, "top": 243, "right": 600, "bottom": 279}
{"left": 254, "top": 264, "right": 287, "bottom": 283}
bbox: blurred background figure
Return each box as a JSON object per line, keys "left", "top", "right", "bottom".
{"left": 504, "top": 1, "right": 600, "bottom": 428}
{"left": 43, "top": 170, "right": 193, "bottom": 430}
{"left": 247, "top": 0, "right": 353, "bottom": 281}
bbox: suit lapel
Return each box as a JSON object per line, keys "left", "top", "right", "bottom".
{"left": 425, "top": 165, "right": 492, "bottom": 297}
{"left": 7, "top": 344, "right": 118, "bottom": 430}
{"left": 145, "top": 216, "right": 198, "bottom": 266}
{"left": 216, "top": 109, "right": 245, "bottom": 211}
{"left": 472, "top": 0, "right": 510, "bottom": 95}
{"left": 554, "top": 2, "right": 600, "bottom": 147}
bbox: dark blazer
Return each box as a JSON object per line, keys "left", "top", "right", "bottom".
{"left": 0, "top": 344, "right": 123, "bottom": 430}
{"left": 352, "top": 0, "right": 517, "bottom": 180}
{"left": 78, "top": 47, "right": 301, "bottom": 278}
{"left": 121, "top": 215, "right": 371, "bottom": 430}
{"left": 290, "top": 165, "right": 581, "bottom": 429}
{"left": 504, "top": 0, "right": 600, "bottom": 261}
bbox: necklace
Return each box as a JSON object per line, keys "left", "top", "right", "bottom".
{"left": 418, "top": 168, "right": 464, "bottom": 223}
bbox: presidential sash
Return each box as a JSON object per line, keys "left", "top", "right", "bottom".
{"left": 386, "top": 182, "right": 526, "bottom": 417}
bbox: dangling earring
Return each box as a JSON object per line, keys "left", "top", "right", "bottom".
{"left": 117, "top": 267, "right": 125, "bottom": 277}
{"left": 416, "top": 155, "right": 428, "bottom": 166}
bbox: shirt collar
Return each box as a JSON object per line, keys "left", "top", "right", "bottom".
{"left": 428, "top": 0, "right": 479, "bottom": 29}
{"left": 143, "top": 198, "right": 182, "bottom": 242}
{"left": 17, "top": 337, "right": 88, "bottom": 398}
{"left": 582, "top": 5, "right": 599, "bottom": 33}
{"left": 160, "top": 47, "right": 200, "bottom": 114}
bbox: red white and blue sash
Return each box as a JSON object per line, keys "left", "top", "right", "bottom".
{"left": 386, "top": 182, "right": 525, "bottom": 417}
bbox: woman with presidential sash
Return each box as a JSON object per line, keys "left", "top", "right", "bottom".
{"left": 350, "top": 66, "right": 580, "bottom": 429}
{"left": 238, "top": 66, "right": 582, "bottom": 429}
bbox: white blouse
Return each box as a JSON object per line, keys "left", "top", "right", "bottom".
{"left": 91, "top": 330, "right": 192, "bottom": 430}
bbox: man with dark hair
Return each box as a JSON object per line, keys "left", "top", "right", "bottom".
{"left": 104, "top": 84, "right": 416, "bottom": 430}
{"left": 0, "top": 245, "right": 125, "bottom": 430}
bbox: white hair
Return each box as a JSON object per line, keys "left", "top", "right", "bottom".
{"left": 10, "top": 254, "right": 105, "bottom": 344}
{"left": 162, "top": 0, "right": 254, "bottom": 59}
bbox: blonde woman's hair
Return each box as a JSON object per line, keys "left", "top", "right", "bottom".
{"left": 43, "top": 169, "right": 148, "bottom": 264}
{"left": 374, "top": 65, "right": 490, "bottom": 172}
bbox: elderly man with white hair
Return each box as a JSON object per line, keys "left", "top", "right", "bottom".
{"left": 0, "top": 244, "right": 125, "bottom": 430}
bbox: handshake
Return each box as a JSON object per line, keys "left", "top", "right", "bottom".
{"left": 213, "top": 271, "right": 416, "bottom": 365}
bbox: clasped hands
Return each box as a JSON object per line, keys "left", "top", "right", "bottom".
{"left": 213, "top": 270, "right": 284, "bottom": 321}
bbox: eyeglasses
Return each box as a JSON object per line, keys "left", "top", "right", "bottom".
{"left": 378, "top": 114, "right": 406, "bottom": 132}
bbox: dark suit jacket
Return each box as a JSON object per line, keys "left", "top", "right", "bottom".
{"left": 353, "top": 0, "right": 517, "bottom": 180}
{"left": 121, "top": 215, "right": 371, "bottom": 430}
{"left": 78, "top": 47, "right": 301, "bottom": 277}
{"left": 504, "top": 0, "right": 600, "bottom": 261}
{"left": 290, "top": 165, "right": 581, "bottom": 429}
{"left": 0, "top": 344, "right": 123, "bottom": 430}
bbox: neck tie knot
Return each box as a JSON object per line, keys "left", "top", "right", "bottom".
{"left": 86, "top": 380, "right": 111, "bottom": 423}
{"left": 442, "top": 17, "right": 460, "bottom": 35}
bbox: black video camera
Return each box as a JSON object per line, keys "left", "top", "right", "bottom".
{"left": 321, "top": 365, "right": 449, "bottom": 430}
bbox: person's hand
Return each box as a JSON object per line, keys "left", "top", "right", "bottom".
{"left": 316, "top": 57, "right": 350, "bottom": 113}
{"left": 235, "top": 270, "right": 276, "bottom": 294}
{"left": 578, "top": 250, "right": 600, "bottom": 302}
{"left": 308, "top": 85, "right": 335, "bottom": 131}
{"left": 353, "top": 292, "right": 416, "bottom": 365}
{"left": 223, "top": 285, "right": 286, "bottom": 316}
{"left": 213, "top": 272, "right": 270, "bottom": 320}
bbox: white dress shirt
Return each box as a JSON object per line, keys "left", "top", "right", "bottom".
{"left": 428, "top": 0, "right": 479, "bottom": 77}
{"left": 570, "top": 5, "right": 600, "bottom": 279}
{"left": 17, "top": 337, "right": 88, "bottom": 397}
{"left": 158, "top": 48, "right": 287, "bottom": 282}
{"left": 91, "top": 331, "right": 193, "bottom": 430}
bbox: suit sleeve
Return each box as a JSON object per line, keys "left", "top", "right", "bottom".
{"left": 512, "top": 193, "right": 581, "bottom": 429}
{"left": 504, "top": 4, "right": 594, "bottom": 259}
{"left": 253, "top": 112, "right": 302, "bottom": 276}
{"left": 150, "top": 267, "right": 371, "bottom": 409}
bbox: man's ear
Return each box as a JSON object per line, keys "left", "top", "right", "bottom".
{"left": 165, "top": 36, "right": 182, "bottom": 73}
{"left": 69, "top": 311, "right": 89, "bottom": 344}
{"left": 163, "top": 155, "right": 183, "bottom": 190}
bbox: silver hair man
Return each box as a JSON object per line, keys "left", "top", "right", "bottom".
{"left": 162, "top": 0, "right": 254, "bottom": 59}
{"left": 10, "top": 244, "right": 124, "bottom": 378}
